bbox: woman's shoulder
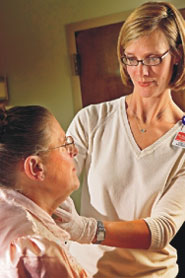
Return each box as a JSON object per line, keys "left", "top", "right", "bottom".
{"left": 0, "top": 199, "right": 35, "bottom": 244}
{"left": 73, "top": 96, "right": 126, "bottom": 129}
{"left": 81, "top": 96, "right": 125, "bottom": 115}
{"left": 67, "top": 96, "right": 126, "bottom": 140}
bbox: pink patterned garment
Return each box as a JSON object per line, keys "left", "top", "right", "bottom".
{"left": 0, "top": 187, "right": 90, "bottom": 278}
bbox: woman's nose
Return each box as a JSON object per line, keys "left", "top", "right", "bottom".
{"left": 72, "top": 145, "right": 78, "bottom": 157}
{"left": 137, "top": 63, "right": 150, "bottom": 76}
{"left": 68, "top": 144, "right": 78, "bottom": 157}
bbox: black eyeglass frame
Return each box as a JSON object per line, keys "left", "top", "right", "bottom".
{"left": 120, "top": 49, "right": 170, "bottom": 66}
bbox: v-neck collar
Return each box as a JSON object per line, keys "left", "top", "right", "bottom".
{"left": 121, "top": 96, "right": 182, "bottom": 158}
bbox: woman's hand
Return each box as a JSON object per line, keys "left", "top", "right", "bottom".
{"left": 53, "top": 197, "right": 97, "bottom": 243}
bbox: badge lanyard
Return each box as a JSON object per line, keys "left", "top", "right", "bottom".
{"left": 172, "top": 116, "right": 185, "bottom": 149}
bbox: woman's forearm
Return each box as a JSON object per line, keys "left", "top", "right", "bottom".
{"left": 95, "top": 219, "right": 151, "bottom": 249}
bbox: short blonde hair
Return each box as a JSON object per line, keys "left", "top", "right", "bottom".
{"left": 117, "top": 2, "right": 185, "bottom": 91}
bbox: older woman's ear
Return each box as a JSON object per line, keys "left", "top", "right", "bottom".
{"left": 23, "top": 156, "right": 45, "bottom": 181}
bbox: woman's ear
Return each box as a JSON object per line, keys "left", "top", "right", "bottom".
{"left": 24, "top": 156, "right": 45, "bottom": 181}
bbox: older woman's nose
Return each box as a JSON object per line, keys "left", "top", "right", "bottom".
{"left": 68, "top": 143, "right": 78, "bottom": 157}
{"left": 72, "top": 145, "right": 78, "bottom": 157}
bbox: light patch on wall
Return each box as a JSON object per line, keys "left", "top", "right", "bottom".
{"left": 0, "top": 76, "right": 8, "bottom": 101}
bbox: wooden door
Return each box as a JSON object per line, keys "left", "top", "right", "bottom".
{"left": 75, "top": 22, "right": 131, "bottom": 107}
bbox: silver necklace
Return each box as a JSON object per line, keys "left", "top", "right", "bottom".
{"left": 129, "top": 96, "right": 169, "bottom": 133}
{"left": 133, "top": 109, "right": 169, "bottom": 133}
{"left": 134, "top": 117, "right": 147, "bottom": 133}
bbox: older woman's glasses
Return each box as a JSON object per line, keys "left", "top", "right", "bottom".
{"left": 120, "top": 50, "right": 170, "bottom": 66}
{"left": 49, "top": 136, "right": 75, "bottom": 154}
{"left": 39, "top": 136, "right": 76, "bottom": 155}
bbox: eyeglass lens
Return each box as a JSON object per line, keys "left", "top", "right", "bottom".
{"left": 121, "top": 50, "right": 169, "bottom": 66}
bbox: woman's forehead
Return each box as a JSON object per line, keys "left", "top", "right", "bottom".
{"left": 125, "top": 30, "right": 169, "bottom": 53}
{"left": 48, "top": 116, "right": 65, "bottom": 143}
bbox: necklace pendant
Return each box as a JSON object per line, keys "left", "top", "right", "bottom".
{"left": 140, "top": 128, "right": 147, "bottom": 133}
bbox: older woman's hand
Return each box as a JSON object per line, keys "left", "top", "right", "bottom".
{"left": 53, "top": 197, "right": 97, "bottom": 244}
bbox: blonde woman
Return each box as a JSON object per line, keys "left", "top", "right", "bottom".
{"left": 58, "top": 2, "right": 185, "bottom": 278}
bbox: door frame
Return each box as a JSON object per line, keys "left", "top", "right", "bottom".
{"left": 65, "top": 10, "right": 132, "bottom": 114}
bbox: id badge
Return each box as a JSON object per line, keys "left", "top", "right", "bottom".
{"left": 172, "top": 131, "right": 185, "bottom": 149}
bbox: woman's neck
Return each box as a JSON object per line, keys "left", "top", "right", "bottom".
{"left": 17, "top": 188, "right": 64, "bottom": 216}
{"left": 126, "top": 90, "right": 182, "bottom": 125}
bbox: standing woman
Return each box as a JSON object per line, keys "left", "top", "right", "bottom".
{"left": 59, "top": 2, "right": 185, "bottom": 278}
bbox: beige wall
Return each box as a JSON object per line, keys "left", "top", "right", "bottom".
{"left": 0, "top": 0, "right": 185, "bottom": 130}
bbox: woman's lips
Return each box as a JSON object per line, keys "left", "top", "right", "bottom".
{"left": 138, "top": 81, "right": 153, "bottom": 87}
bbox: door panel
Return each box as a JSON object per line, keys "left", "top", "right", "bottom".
{"left": 76, "top": 22, "right": 132, "bottom": 107}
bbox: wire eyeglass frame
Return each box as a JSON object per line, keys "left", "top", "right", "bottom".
{"left": 38, "top": 136, "right": 75, "bottom": 155}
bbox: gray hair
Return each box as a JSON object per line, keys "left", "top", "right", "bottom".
{"left": 0, "top": 105, "right": 52, "bottom": 187}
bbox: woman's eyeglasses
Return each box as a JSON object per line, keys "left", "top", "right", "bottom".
{"left": 120, "top": 49, "right": 170, "bottom": 66}
{"left": 38, "top": 136, "right": 76, "bottom": 155}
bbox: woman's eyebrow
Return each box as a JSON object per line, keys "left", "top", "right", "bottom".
{"left": 125, "top": 51, "right": 162, "bottom": 56}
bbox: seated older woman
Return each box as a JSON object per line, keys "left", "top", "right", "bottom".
{"left": 0, "top": 105, "right": 96, "bottom": 277}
